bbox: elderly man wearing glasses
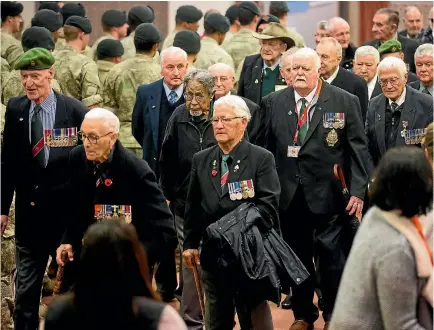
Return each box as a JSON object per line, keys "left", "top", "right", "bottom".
{"left": 56, "top": 108, "right": 177, "bottom": 287}
{"left": 182, "top": 94, "right": 281, "bottom": 330}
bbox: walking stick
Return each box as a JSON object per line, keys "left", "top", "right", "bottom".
{"left": 53, "top": 251, "right": 68, "bottom": 295}
{"left": 192, "top": 260, "right": 206, "bottom": 320}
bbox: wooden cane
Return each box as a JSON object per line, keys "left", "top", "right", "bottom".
{"left": 192, "top": 260, "right": 205, "bottom": 320}
{"left": 53, "top": 251, "right": 68, "bottom": 295}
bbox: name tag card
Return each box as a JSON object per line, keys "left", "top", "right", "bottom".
{"left": 287, "top": 146, "right": 301, "bottom": 158}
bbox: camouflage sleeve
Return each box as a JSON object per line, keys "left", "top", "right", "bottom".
{"left": 80, "top": 61, "right": 103, "bottom": 108}
{"left": 102, "top": 70, "right": 119, "bottom": 113}
{"left": 114, "top": 71, "right": 139, "bottom": 122}
{"left": 2, "top": 73, "right": 23, "bottom": 106}
{"left": 222, "top": 54, "right": 235, "bottom": 69}
{"left": 4, "top": 43, "right": 23, "bottom": 68}
{"left": 51, "top": 79, "right": 63, "bottom": 94}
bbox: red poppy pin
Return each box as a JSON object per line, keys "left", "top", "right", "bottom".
{"left": 212, "top": 160, "right": 217, "bottom": 176}
{"left": 104, "top": 179, "right": 113, "bottom": 187}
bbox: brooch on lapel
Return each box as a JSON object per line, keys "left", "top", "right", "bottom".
{"left": 212, "top": 160, "right": 217, "bottom": 177}
{"left": 104, "top": 179, "right": 113, "bottom": 187}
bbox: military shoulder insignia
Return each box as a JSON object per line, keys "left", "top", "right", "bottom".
{"left": 44, "top": 127, "right": 78, "bottom": 147}
{"left": 94, "top": 204, "right": 132, "bottom": 224}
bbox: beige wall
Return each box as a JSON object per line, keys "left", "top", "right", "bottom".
{"left": 21, "top": 1, "right": 36, "bottom": 31}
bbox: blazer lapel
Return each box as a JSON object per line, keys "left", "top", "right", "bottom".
{"left": 396, "top": 90, "right": 416, "bottom": 147}
{"left": 150, "top": 80, "right": 163, "bottom": 153}
{"left": 19, "top": 98, "right": 31, "bottom": 148}
{"left": 302, "top": 83, "right": 329, "bottom": 146}
{"left": 207, "top": 147, "right": 222, "bottom": 197}
{"left": 330, "top": 68, "right": 344, "bottom": 89}
{"left": 48, "top": 93, "right": 69, "bottom": 164}
{"left": 251, "top": 57, "right": 263, "bottom": 102}
{"left": 375, "top": 96, "right": 387, "bottom": 154}
{"left": 284, "top": 88, "right": 297, "bottom": 140}
{"left": 221, "top": 141, "right": 249, "bottom": 199}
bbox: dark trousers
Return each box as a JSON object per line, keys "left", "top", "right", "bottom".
{"left": 280, "top": 187, "right": 347, "bottom": 323}
{"left": 14, "top": 241, "right": 51, "bottom": 330}
{"left": 155, "top": 247, "right": 177, "bottom": 302}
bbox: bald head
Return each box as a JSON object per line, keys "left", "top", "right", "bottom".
{"left": 327, "top": 17, "right": 350, "bottom": 49}
{"left": 208, "top": 63, "right": 235, "bottom": 99}
{"left": 403, "top": 6, "right": 423, "bottom": 38}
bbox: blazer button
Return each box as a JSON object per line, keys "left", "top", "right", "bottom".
{"left": 30, "top": 202, "right": 35, "bottom": 206}
{"left": 34, "top": 185, "right": 38, "bottom": 189}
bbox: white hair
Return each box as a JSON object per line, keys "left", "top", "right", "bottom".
{"left": 318, "top": 37, "right": 342, "bottom": 57}
{"left": 208, "top": 62, "right": 235, "bottom": 78}
{"left": 404, "top": 5, "right": 421, "bottom": 17}
{"left": 292, "top": 47, "right": 321, "bottom": 71}
{"left": 415, "top": 43, "right": 434, "bottom": 59}
{"left": 355, "top": 45, "right": 380, "bottom": 64}
{"left": 316, "top": 20, "right": 329, "bottom": 31}
{"left": 214, "top": 95, "right": 251, "bottom": 122}
{"left": 84, "top": 108, "right": 120, "bottom": 134}
{"left": 280, "top": 47, "right": 300, "bottom": 67}
{"left": 377, "top": 56, "right": 408, "bottom": 79}
{"left": 327, "top": 17, "right": 349, "bottom": 32}
{"left": 160, "top": 46, "right": 187, "bottom": 65}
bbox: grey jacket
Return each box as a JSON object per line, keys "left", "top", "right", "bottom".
{"left": 330, "top": 207, "right": 429, "bottom": 330}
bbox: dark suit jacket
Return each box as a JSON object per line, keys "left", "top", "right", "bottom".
{"left": 340, "top": 43, "right": 357, "bottom": 71}
{"left": 238, "top": 54, "right": 286, "bottom": 105}
{"left": 330, "top": 67, "right": 368, "bottom": 122}
{"left": 370, "top": 72, "right": 420, "bottom": 99}
{"left": 365, "top": 87, "right": 433, "bottom": 167}
{"left": 1, "top": 91, "right": 87, "bottom": 247}
{"left": 262, "top": 83, "right": 369, "bottom": 214}
{"left": 242, "top": 96, "right": 261, "bottom": 144}
{"left": 63, "top": 141, "right": 176, "bottom": 264}
{"left": 363, "top": 35, "right": 420, "bottom": 73}
{"left": 183, "top": 139, "right": 280, "bottom": 250}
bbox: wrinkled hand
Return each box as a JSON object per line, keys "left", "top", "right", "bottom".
{"left": 346, "top": 196, "right": 363, "bottom": 222}
{"left": 183, "top": 249, "right": 200, "bottom": 268}
{"left": 56, "top": 244, "right": 74, "bottom": 266}
{"left": 1, "top": 215, "right": 8, "bottom": 236}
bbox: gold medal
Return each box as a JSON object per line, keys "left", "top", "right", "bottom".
{"left": 326, "top": 129, "right": 338, "bottom": 146}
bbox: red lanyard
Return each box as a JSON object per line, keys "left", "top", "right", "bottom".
{"left": 412, "top": 215, "right": 433, "bottom": 265}
{"left": 293, "top": 79, "right": 323, "bottom": 144}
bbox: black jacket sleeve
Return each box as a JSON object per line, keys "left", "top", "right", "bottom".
{"left": 355, "top": 78, "right": 369, "bottom": 124}
{"left": 237, "top": 60, "right": 247, "bottom": 97}
{"left": 159, "top": 113, "right": 178, "bottom": 202}
{"left": 132, "top": 87, "right": 145, "bottom": 147}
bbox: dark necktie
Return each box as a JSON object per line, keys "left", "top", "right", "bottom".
{"left": 299, "top": 98, "right": 308, "bottom": 143}
{"left": 391, "top": 102, "right": 398, "bottom": 113}
{"left": 31, "top": 105, "right": 45, "bottom": 167}
{"left": 221, "top": 155, "right": 230, "bottom": 192}
{"left": 168, "top": 90, "right": 178, "bottom": 105}
{"left": 422, "top": 88, "right": 430, "bottom": 95}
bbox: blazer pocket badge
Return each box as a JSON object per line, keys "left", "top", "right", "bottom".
{"left": 94, "top": 204, "right": 132, "bottom": 224}
{"left": 229, "top": 179, "right": 255, "bottom": 200}
{"left": 44, "top": 127, "right": 78, "bottom": 147}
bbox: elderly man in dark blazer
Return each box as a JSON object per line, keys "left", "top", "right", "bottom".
{"left": 56, "top": 108, "right": 176, "bottom": 272}
{"left": 237, "top": 22, "right": 296, "bottom": 105}
{"left": 366, "top": 57, "right": 433, "bottom": 167}
{"left": 1, "top": 48, "right": 87, "bottom": 330}
{"left": 261, "top": 47, "right": 369, "bottom": 330}
{"left": 363, "top": 8, "right": 419, "bottom": 73}
{"left": 408, "top": 43, "right": 434, "bottom": 96}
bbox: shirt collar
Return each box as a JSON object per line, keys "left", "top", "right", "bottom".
{"left": 388, "top": 87, "right": 406, "bottom": 107}
{"left": 420, "top": 83, "right": 433, "bottom": 95}
{"left": 325, "top": 66, "right": 339, "bottom": 84}
{"left": 163, "top": 81, "right": 184, "bottom": 99}
{"left": 263, "top": 58, "right": 281, "bottom": 71}
{"left": 367, "top": 74, "right": 378, "bottom": 89}
{"left": 294, "top": 83, "right": 319, "bottom": 106}
{"left": 94, "top": 144, "right": 115, "bottom": 172}
{"left": 30, "top": 89, "right": 56, "bottom": 114}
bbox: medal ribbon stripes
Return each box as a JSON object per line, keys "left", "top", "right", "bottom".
{"left": 94, "top": 204, "right": 132, "bottom": 224}
{"left": 44, "top": 127, "right": 78, "bottom": 147}
{"left": 228, "top": 180, "right": 255, "bottom": 200}
{"left": 404, "top": 128, "right": 425, "bottom": 145}
{"left": 323, "top": 113, "right": 345, "bottom": 129}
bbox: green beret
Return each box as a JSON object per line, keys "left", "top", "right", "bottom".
{"left": 31, "top": 9, "right": 63, "bottom": 33}
{"left": 270, "top": 1, "right": 290, "bottom": 13}
{"left": 65, "top": 16, "right": 92, "bottom": 34}
{"left": 239, "top": 2, "right": 261, "bottom": 17}
{"left": 205, "top": 13, "right": 230, "bottom": 33}
{"left": 128, "top": 5, "right": 154, "bottom": 25}
{"left": 60, "top": 3, "right": 86, "bottom": 24}
{"left": 174, "top": 30, "right": 201, "bottom": 54}
{"left": 38, "top": 2, "right": 60, "bottom": 13}
{"left": 97, "top": 39, "right": 124, "bottom": 58}
{"left": 225, "top": 4, "right": 239, "bottom": 23}
{"left": 378, "top": 40, "right": 402, "bottom": 55}
{"left": 14, "top": 48, "right": 55, "bottom": 71}
{"left": 135, "top": 23, "right": 161, "bottom": 44}
{"left": 1, "top": 1, "right": 23, "bottom": 21}
{"left": 102, "top": 9, "right": 127, "bottom": 27}
{"left": 176, "top": 5, "right": 203, "bottom": 23}
{"left": 22, "top": 27, "right": 55, "bottom": 51}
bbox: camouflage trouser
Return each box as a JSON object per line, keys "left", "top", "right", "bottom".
{"left": 1, "top": 236, "right": 16, "bottom": 330}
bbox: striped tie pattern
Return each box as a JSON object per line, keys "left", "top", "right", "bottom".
{"left": 221, "top": 155, "right": 230, "bottom": 192}
{"left": 31, "top": 105, "right": 45, "bottom": 167}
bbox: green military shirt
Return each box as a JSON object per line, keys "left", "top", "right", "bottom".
{"left": 2, "top": 70, "right": 63, "bottom": 105}
{"left": 55, "top": 36, "right": 94, "bottom": 60}
{"left": 103, "top": 53, "right": 161, "bottom": 149}
{"left": 53, "top": 45, "right": 103, "bottom": 107}
{"left": 0, "top": 29, "right": 23, "bottom": 68}
{"left": 195, "top": 36, "right": 234, "bottom": 70}
{"left": 222, "top": 28, "right": 260, "bottom": 73}
{"left": 162, "top": 30, "right": 178, "bottom": 50}
{"left": 97, "top": 60, "right": 116, "bottom": 86}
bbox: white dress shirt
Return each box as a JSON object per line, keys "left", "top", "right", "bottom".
{"left": 367, "top": 74, "right": 378, "bottom": 100}
{"left": 163, "top": 82, "right": 184, "bottom": 103}
{"left": 294, "top": 83, "right": 319, "bottom": 125}
{"left": 388, "top": 87, "right": 406, "bottom": 107}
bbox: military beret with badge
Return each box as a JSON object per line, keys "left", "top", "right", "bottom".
{"left": 378, "top": 39, "right": 402, "bottom": 55}
{"left": 14, "top": 47, "right": 55, "bottom": 71}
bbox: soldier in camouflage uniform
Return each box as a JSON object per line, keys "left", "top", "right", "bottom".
{"left": 195, "top": 13, "right": 234, "bottom": 70}
{"left": 222, "top": 1, "right": 261, "bottom": 73}
{"left": 31, "top": 8, "right": 63, "bottom": 43}
{"left": 1, "top": 58, "right": 10, "bottom": 104}
{"left": 96, "top": 39, "right": 124, "bottom": 86}
{"left": 173, "top": 30, "right": 201, "bottom": 72}
{"left": 3, "top": 27, "right": 63, "bottom": 105}
{"left": 122, "top": 5, "right": 154, "bottom": 61}
{"left": 91, "top": 10, "right": 129, "bottom": 60}
{"left": 56, "top": 3, "right": 93, "bottom": 60}
{"left": 53, "top": 16, "right": 103, "bottom": 109}
{"left": 0, "top": 2, "right": 24, "bottom": 67}
{"left": 103, "top": 23, "right": 161, "bottom": 156}
{"left": 162, "top": 5, "right": 203, "bottom": 50}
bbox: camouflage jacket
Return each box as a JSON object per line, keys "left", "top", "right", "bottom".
{"left": 3, "top": 70, "right": 62, "bottom": 105}
{"left": 53, "top": 45, "right": 103, "bottom": 107}
{"left": 222, "top": 28, "right": 260, "bottom": 73}
{"left": 121, "top": 32, "right": 161, "bottom": 63}
{"left": 103, "top": 53, "right": 161, "bottom": 148}
{"left": 91, "top": 34, "right": 115, "bottom": 60}
{"left": 0, "top": 29, "right": 23, "bottom": 68}
{"left": 162, "top": 30, "right": 178, "bottom": 50}
{"left": 195, "top": 36, "right": 235, "bottom": 70}
{"left": 55, "top": 36, "right": 94, "bottom": 60}
{"left": 1, "top": 57, "right": 10, "bottom": 104}
{"left": 97, "top": 60, "right": 116, "bottom": 86}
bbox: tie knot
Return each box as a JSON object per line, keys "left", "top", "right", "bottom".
{"left": 34, "top": 104, "right": 42, "bottom": 114}
{"left": 168, "top": 90, "right": 178, "bottom": 104}
{"left": 391, "top": 102, "right": 398, "bottom": 112}
{"left": 222, "top": 154, "right": 230, "bottom": 162}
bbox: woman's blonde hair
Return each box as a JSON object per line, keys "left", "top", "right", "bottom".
{"left": 422, "top": 122, "right": 433, "bottom": 159}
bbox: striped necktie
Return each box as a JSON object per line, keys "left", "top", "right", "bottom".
{"left": 299, "top": 98, "right": 308, "bottom": 144}
{"left": 422, "top": 88, "right": 430, "bottom": 95}
{"left": 31, "top": 105, "right": 45, "bottom": 167}
{"left": 220, "top": 155, "right": 230, "bottom": 192}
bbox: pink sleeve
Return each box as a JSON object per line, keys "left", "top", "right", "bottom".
{"left": 157, "top": 306, "right": 187, "bottom": 330}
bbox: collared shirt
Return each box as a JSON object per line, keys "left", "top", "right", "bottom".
{"left": 325, "top": 66, "right": 340, "bottom": 84}
{"left": 294, "top": 83, "right": 319, "bottom": 124}
{"left": 419, "top": 83, "right": 433, "bottom": 96}
{"left": 263, "top": 58, "right": 280, "bottom": 72}
{"left": 163, "top": 81, "right": 184, "bottom": 103}
{"left": 367, "top": 74, "right": 378, "bottom": 99}
{"left": 29, "top": 89, "right": 57, "bottom": 165}
{"left": 94, "top": 145, "right": 115, "bottom": 182}
{"left": 388, "top": 87, "right": 406, "bottom": 107}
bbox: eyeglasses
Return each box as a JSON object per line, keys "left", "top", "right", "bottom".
{"left": 185, "top": 93, "right": 206, "bottom": 102}
{"left": 78, "top": 131, "right": 113, "bottom": 144}
{"left": 378, "top": 77, "right": 401, "bottom": 87}
{"left": 211, "top": 117, "right": 243, "bottom": 125}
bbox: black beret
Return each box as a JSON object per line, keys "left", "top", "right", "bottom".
{"left": 1, "top": 1, "right": 23, "bottom": 21}
{"left": 102, "top": 9, "right": 127, "bottom": 27}
{"left": 128, "top": 5, "right": 154, "bottom": 25}
{"left": 176, "top": 5, "right": 203, "bottom": 23}
{"left": 173, "top": 30, "right": 201, "bottom": 54}
{"left": 256, "top": 14, "right": 280, "bottom": 32}
{"left": 205, "top": 13, "right": 230, "bottom": 33}
{"left": 134, "top": 23, "right": 161, "bottom": 44}
{"left": 97, "top": 39, "right": 124, "bottom": 58}
{"left": 65, "top": 16, "right": 92, "bottom": 34}
{"left": 22, "top": 26, "right": 55, "bottom": 51}
{"left": 60, "top": 3, "right": 86, "bottom": 25}
{"left": 269, "top": 1, "right": 290, "bottom": 13}
{"left": 38, "top": 2, "right": 60, "bottom": 13}
{"left": 31, "top": 9, "right": 63, "bottom": 33}
{"left": 225, "top": 4, "right": 239, "bottom": 22}
{"left": 239, "top": 1, "right": 261, "bottom": 17}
